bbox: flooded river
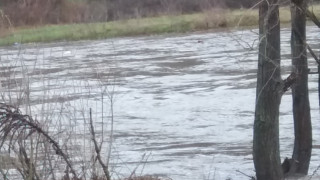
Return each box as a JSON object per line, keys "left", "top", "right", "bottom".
{"left": 0, "top": 26, "right": 320, "bottom": 180}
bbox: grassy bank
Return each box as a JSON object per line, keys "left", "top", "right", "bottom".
{"left": 0, "top": 5, "right": 319, "bottom": 46}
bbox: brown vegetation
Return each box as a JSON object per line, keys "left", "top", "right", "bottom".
{"left": 0, "top": 102, "right": 165, "bottom": 180}
{"left": 0, "top": 0, "right": 265, "bottom": 27}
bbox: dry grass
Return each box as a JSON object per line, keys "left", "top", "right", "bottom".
{"left": 0, "top": 4, "right": 319, "bottom": 46}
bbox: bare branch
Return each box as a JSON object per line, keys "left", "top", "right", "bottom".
{"left": 306, "top": 43, "right": 320, "bottom": 64}
{"left": 283, "top": 72, "right": 297, "bottom": 92}
{"left": 89, "top": 108, "right": 111, "bottom": 180}
{"left": 291, "top": 0, "right": 320, "bottom": 28}
{"left": 0, "top": 103, "right": 78, "bottom": 179}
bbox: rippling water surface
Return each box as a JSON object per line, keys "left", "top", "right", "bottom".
{"left": 0, "top": 26, "right": 319, "bottom": 179}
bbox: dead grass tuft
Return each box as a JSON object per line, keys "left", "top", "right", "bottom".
{"left": 202, "top": 8, "right": 228, "bottom": 28}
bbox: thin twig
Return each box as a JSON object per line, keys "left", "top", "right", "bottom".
{"left": 89, "top": 108, "right": 111, "bottom": 180}
{"left": 292, "top": 0, "right": 320, "bottom": 28}
{"left": 306, "top": 43, "right": 320, "bottom": 65}
{"left": 309, "top": 164, "right": 320, "bottom": 180}
{"left": 236, "top": 170, "right": 255, "bottom": 180}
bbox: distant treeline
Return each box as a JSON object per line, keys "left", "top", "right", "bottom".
{"left": 0, "top": 0, "right": 319, "bottom": 26}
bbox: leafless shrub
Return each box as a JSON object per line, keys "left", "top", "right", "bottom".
{"left": 202, "top": 8, "right": 228, "bottom": 28}
{"left": 0, "top": 51, "right": 114, "bottom": 180}
{"left": 0, "top": 103, "right": 78, "bottom": 179}
{"left": 0, "top": 10, "right": 12, "bottom": 37}
{"left": 0, "top": 0, "right": 266, "bottom": 26}
{"left": 59, "top": 1, "right": 88, "bottom": 24}
{"left": 1, "top": 0, "right": 64, "bottom": 25}
{"left": 0, "top": 42, "right": 167, "bottom": 180}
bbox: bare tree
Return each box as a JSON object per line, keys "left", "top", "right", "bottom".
{"left": 289, "top": 0, "right": 312, "bottom": 175}
{"left": 253, "top": 0, "right": 315, "bottom": 178}
{"left": 253, "top": 0, "right": 284, "bottom": 179}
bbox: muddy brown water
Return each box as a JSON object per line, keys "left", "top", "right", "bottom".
{"left": 0, "top": 27, "right": 320, "bottom": 180}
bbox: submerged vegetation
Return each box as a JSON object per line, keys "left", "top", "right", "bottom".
{"left": 0, "top": 5, "right": 319, "bottom": 46}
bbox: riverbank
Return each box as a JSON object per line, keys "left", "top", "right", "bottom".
{"left": 0, "top": 5, "right": 319, "bottom": 46}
